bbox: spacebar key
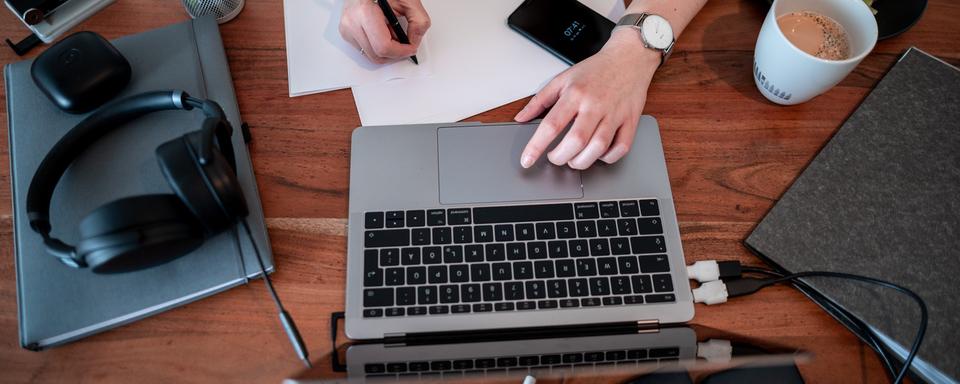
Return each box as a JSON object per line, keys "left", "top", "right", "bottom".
{"left": 364, "top": 229, "right": 410, "bottom": 247}
{"left": 473, "top": 203, "right": 574, "bottom": 224}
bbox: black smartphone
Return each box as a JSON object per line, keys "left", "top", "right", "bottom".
{"left": 507, "top": 0, "right": 615, "bottom": 65}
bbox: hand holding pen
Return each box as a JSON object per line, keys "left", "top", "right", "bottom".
{"left": 338, "top": 0, "right": 430, "bottom": 65}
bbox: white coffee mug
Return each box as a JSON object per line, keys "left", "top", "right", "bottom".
{"left": 753, "top": 0, "right": 878, "bottom": 105}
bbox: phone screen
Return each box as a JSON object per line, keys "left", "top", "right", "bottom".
{"left": 507, "top": 0, "right": 615, "bottom": 65}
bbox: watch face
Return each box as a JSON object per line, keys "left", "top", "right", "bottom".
{"left": 640, "top": 15, "right": 673, "bottom": 49}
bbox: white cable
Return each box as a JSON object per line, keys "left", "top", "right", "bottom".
{"left": 692, "top": 280, "right": 729, "bottom": 305}
{"left": 687, "top": 260, "right": 721, "bottom": 283}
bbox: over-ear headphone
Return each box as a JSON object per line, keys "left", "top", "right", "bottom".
{"left": 26, "top": 90, "right": 249, "bottom": 274}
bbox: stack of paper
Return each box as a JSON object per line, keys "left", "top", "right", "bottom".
{"left": 284, "top": 0, "right": 624, "bottom": 125}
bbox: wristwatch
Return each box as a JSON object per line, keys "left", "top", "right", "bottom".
{"left": 615, "top": 13, "right": 675, "bottom": 68}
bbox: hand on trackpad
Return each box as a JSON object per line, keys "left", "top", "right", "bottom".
{"left": 437, "top": 124, "right": 583, "bottom": 205}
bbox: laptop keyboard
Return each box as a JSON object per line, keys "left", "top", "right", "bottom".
{"left": 361, "top": 199, "right": 676, "bottom": 318}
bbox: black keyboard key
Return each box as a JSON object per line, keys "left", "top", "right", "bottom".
{"left": 365, "top": 229, "right": 410, "bottom": 248}
{"left": 474, "top": 225, "right": 494, "bottom": 243}
{"left": 409, "top": 362, "right": 431, "bottom": 372}
{"left": 431, "top": 361, "right": 452, "bottom": 371}
{"left": 492, "top": 262, "right": 512, "bottom": 281}
{"left": 538, "top": 300, "right": 559, "bottom": 309}
{"left": 624, "top": 295, "right": 644, "bottom": 305}
{"left": 534, "top": 261, "right": 555, "bottom": 278}
{"left": 386, "top": 307, "right": 405, "bottom": 317}
{"left": 581, "top": 297, "right": 601, "bottom": 307}
{"left": 599, "top": 201, "right": 620, "bottom": 218}
{"left": 650, "top": 347, "right": 680, "bottom": 358}
{"left": 589, "top": 277, "right": 611, "bottom": 295}
{"left": 364, "top": 288, "right": 394, "bottom": 307}
{"left": 597, "top": 257, "right": 618, "bottom": 275}
{"left": 423, "top": 247, "right": 442, "bottom": 264}
{"left": 597, "top": 219, "right": 617, "bottom": 237}
{"left": 385, "top": 268, "right": 404, "bottom": 285}
{"left": 461, "top": 284, "right": 482, "bottom": 302}
{"left": 584, "top": 352, "right": 604, "bottom": 362}
{"left": 427, "top": 265, "right": 447, "bottom": 284}
{"left": 443, "top": 245, "right": 464, "bottom": 263}
{"left": 556, "top": 259, "right": 576, "bottom": 277}
{"left": 535, "top": 222, "right": 556, "bottom": 240}
{"left": 611, "top": 276, "right": 632, "bottom": 294}
{"left": 568, "top": 278, "right": 589, "bottom": 297}
{"left": 590, "top": 238, "right": 610, "bottom": 256}
{"left": 412, "top": 228, "right": 431, "bottom": 245}
{"left": 506, "top": 243, "right": 526, "bottom": 260}
{"left": 547, "top": 241, "right": 568, "bottom": 258}
{"left": 448, "top": 208, "right": 472, "bottom": 225}
{"left": 619, "top": 200, "right": 640, "bottom": 217}
{"left": 483, "top": 283, "right": 503, "bottom": 301}
{"left": 577, "top": 220, "right": 597, "bottom": 238}
{"left": 618, "top": 256, "right": 639, "bottom": 274}
{"left": 429, "top": 305, "right": 449, "bottom": 315}
{"left": 474, "top": 203, "right": 574, "bottom": 224}
{"left": 495, "top": 225, "right": 514, "bottom": 241}
{"left": 513, "top": 261, "right": 534, "bottom": 279}
{"left": 386, "top": 211, "right": 404, "bottom": 228}
{"left": 505, "top": 282, "right": 525, "bottom": 300}
{"left": 632, "top": 275, "right": 653, "bottom": 293}
{"left": 386, "top": 211, "right": 403, "bottom": 220}
{"left": 517, "top": 301, "right": 537, "bottom": 310}
{"left": 520, "top": 356, "right": 541, "bottom": 366}
{"left": 563, "top": 353, "right": 583, "bottom": 363}
{"left": 576, "top": 259, "right": 597, "bottom": 276}
{"left": 473, "top": 303, "right": 493, "bottom": 312}
{"left": 527, "top": 242, "right": 548, "bottom": 259}
{"left": 401, "top": 248, "right": 421, "bottom": 265}
{"left": 485, "top": 244, "right": 505, "bottom": 261}
{"left": 452, "top": 360, "right": 474, "bottom": 369}
{"left": 453, "top": 226, "right": 473, "bottom": 243}
{"left": 451, "top": 304, "right": 471, "bottom": 313}
{"left": 637, "top": 217, "right": 663, "bottom": 234}
{"left": 418, "top": 286, "right": 437, "bottom": 304}
{"left": 525, "top": 280, "right": 546, "bottom": 299}
{"left": 574, "top": 202, "right": 599, "bottom": 219}
{"left": 515, "top": 223, "right": 535, "bottom": 240}
{"left": 560, "top": 298, "right": 580, "bottom": 308}
{"left": 380, "top": 248, "right": 400, "bottom": 266}
{"left": 470, "top": 264, "right": 491, "bottom": 281}
{"left": 495, "top": 302, "right": 515, "bottom": 311}
{"left": 603, "top": 296, "right": 624, "bottom": 306}
{"left": 653, "top": 274, "right": 674, "bottom": 292}
{"left": 397, "top": 287, "right": 416, "bottom": 305}
{"left": 476, "top": 358, "right": 496, "bottom": 368}
{"left": 439, "top": 284, "right": 459, "bottom": 303}
{"left": 450, "top": 264, "right": 470, "bottom": 283}
{"left": 365, "top": 212, "right": 384, "bottom": 229}
{"left": 465, "top": 245, "right": 484, "bottom": 262}
{"left": 386, "top": 363, "right": 408, "bottom": 372}
{"left": 628, "top": 349, "right": 647, "bottom": 359}
{"left": 427, "top": 209, "right": 446, "bottom": 226}
{"left": 606, "top": 351, "right": 627, "bottom": 361}
{"left": 616, "top": 219, "right": 636, "bottom": 236}
{"left": 547, "top": 279, "right": 568, "bottom": 298}
{"left": 639, "top": 199, "right": 660, "bottom": 216}
{"left": 363, "top": 308, "right": 383, "bottom": 317}
{"left": 364, "top": 250, "right": 383, "bottom": 287}
{"left": 408, "top": 306, "right": 427, "bottom": 316}
{"left": 610, "top": 237, "right": 631, "bottom": 255}
{"left": 432, "top": 227, "right": 452, "bottom": 245}
{"left": 406, "top": 210, "right": 425, "bottom": 227}
{"left": 569, "top": 239, "right": 589, "bottom": 257}
{"left": 638, "top": 254, "right": 671, "bottom": 273}
{"left": 497, "top": 357, "right": 519, "bottom": 367}
{"left": 541, "top": 355, "right": 562, "bottom": 364}
{"left": 553, "top": 221, "right": 576, "bottom": 239}
{"left": 631, "top": 236, "right": 666, "bottom": 254}
{"left": 366, "top": 363, "right": 387, "bottom": 373}
{"left": 407, "top": 266, "right": 427, "bottom": 285}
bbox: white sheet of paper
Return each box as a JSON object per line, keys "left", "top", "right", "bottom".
{"left": 350, "top": 0, "right": 625, "bottom": 126}
{"left": 283, "top": 0, "right": 435, "bottom": 96}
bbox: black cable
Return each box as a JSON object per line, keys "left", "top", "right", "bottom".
{"left": 731, "top": 268, "right": 926, "bottom": 384}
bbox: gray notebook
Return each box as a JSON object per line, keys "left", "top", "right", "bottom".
{"left": 5, "top": 17, "right": 274, "bottom": 349}
{"left": 745, "top": 48, "right": 960, "bottom": 383}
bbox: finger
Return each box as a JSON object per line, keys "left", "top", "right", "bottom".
{"left": 353, "top": 29, "right": 386, "bottom": 64}
{"left": 567, "top": 117, "right": 619, "bottom": 170}
{"left": 361, "top": 7, "right": 418, "bottom": 59}
{"left": 514, "top": 76, "right": 564, "bottom": 122}
{"left": 519, "top": 97, "right": 578, "bottom": 168}
{"left": 599, "top": 118, "right": 639, "bottom": 164}
{"left": 546, "top": 105, "right": 603, "bottom": 166}
{"left": 393, "top": 1, "right": 431, "bottom": 46}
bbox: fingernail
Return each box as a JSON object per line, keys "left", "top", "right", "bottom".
{"left": 520, "top": 154, "right": 535, "bottom": 168}
{"left": 601, "top": 146, "right": 626, "bottom": 163}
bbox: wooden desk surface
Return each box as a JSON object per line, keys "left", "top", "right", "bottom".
{"left": 1, "top": 1, "right": 957, "bottom": 382}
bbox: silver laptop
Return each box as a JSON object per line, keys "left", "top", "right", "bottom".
{"left": 345, "top": 116, "right": 693, "bottom": 339}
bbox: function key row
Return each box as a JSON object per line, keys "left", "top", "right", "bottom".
{"left": 364, "top": 222, "right": 665, "bottom": 248}
{"left": 363, "top": 347, "right": 680, "bottom": 373}
{"left": 364, "top": 200, "right": 661, "bottom": 229}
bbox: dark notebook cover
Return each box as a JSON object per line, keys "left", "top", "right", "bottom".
{"left": 745, "top": 48, "right": 960, "bottom": 382}
{"left": 5, "top": 17, "right": 274, "bottom": 349}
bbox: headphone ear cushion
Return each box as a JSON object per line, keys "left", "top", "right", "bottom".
{"left": 77, "top": 194, "right": 205, "bottom": 274}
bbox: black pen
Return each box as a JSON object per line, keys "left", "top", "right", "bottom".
{"left": 377, "top": 0, "right": 419, "bottom": 64}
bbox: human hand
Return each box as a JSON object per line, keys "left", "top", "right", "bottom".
{"left": 515, "top": 30, "right": 660, "bottom": 170}
{"left": 339, "top": 0, "right": 431, "bottom": 64}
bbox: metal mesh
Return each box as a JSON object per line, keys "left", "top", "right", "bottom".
{"left": 182, "top": 0, "right": 245, "bottom": 24}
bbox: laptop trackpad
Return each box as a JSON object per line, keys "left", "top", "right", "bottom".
{"left": 438, "top": 124, "right": 583, "bottom": 205}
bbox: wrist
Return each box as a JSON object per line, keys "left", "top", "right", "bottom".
{"left": 601, "top": 28, "right": 662, "bottom": 71}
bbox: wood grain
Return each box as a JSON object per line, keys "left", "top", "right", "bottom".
{"left": 1, "top": 0, "right": 957, "bottom": 382}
